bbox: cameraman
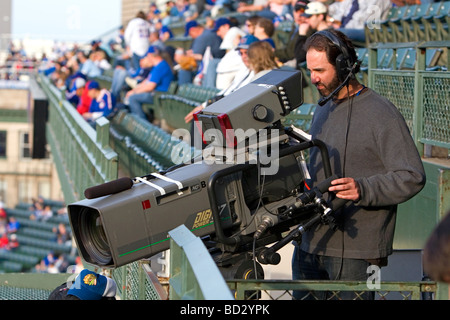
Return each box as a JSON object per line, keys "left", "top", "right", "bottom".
{"left": 292, "top": 29, "right": 426, "bottom": 300}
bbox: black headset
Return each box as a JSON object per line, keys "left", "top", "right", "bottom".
{"left": 316, "top": 30, "right": 355, "bottom": 82}
{"left": 315, "top": 30, "right": 359, "bottom": 106}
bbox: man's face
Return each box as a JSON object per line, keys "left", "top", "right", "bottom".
{"left": 306, "top": 48, "right": 340, "bottom": 97}
{"left": 239, "top": 48, "right": 250, "bottom": 67}
{"left": 293, "top": 8, "right": 306, "bottom": 25}
{"left": 141, "top": 54, "right": 154, "bottom": 68}
{"left": 306, "top": 14, "right": 324, "bottom": 30}
{"left": 216, "top": 24, "right": 230, "bottom": 39}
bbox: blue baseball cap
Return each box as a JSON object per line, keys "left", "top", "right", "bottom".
{"left": 236, "top": 34, "right": 259, "bottom": 50}
{"left": 184, "top": 20, "right": 198, "bottom": 36}
{"left": 67, "top": 269, "right": 117, "bottom": 300}
{"left": 212, "top": 17, "right": 231, "bottom": 32}
{"left": 87, "top": 81, "right": 100, "bottom": 90}
{"left": 146, "top": 45, "right": 159, "bottom": 55}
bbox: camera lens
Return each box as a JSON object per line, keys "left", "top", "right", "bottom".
{"left": 79, "top": 208, "right": 113, "bottom": 266}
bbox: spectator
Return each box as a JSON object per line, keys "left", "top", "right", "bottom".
{"left": 293, "top": 1, "right": 331, "bottom": 67}
{"left": 247, "top": 40, "right": 279, "bottom": 78}
{"left": 154, "top": 19, "right": 174, "bottom": 42}
{"left": 83, "top": 81, "right": 116, "bottom": 126}
{"left": 123, "top": 11, "right": 152, "bottom": 72}
{"left": 243, "top": 15, "right": 261, "bottom": 36}
{"left": 205, "top": 17, "right": 233, "bottom": 88}
{"left": 253, "top": 17, "right": 276, "bottom": 49}
{"left": 0, "top": 233, "right": 9, "bottom": 250}
{"left": 40, "top": 205, "right": 53, "bottom": 222}
{"left": 274, "top": 1, "right": 308, "bottom": 67}
{"left": 125, "top": 46, "right": 175, "bottom": 122}
{"left": 237, "top": 0, "right": 281, "bottom": 20}
{"left": 184, "top": 34, "right": 260, "bottom": 124}
{"left": 215, "top": 26, "right": 247, "bottom": 90}
{"left": 53, "top": 223, "right": 71, "bottom": 245}
{"left": 78, "top": 51, "right": 103, "bottom": 78}
{"left": 66, "top": 76, "right": 87, "bottom": 106}
{"left": 48, "top": 269, "right": 117, "bottom": 300}
{"left": 8, "top": 234, "right": 19, "bottom": 250}
{"left": 76, "top": 80, "right": 93, "bottom": 116}
{"left": 6, "top": 216, "right": 20, "bottom": 234}
{"left": 175, "top": 20, "right": 224, "bottom": 85}
{"left": 328, "top": 0, "right": 392, "bottom": 43}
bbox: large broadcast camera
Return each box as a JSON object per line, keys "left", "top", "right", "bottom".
{"left": 67, "top": 69, "right": 345, "bottom": 279}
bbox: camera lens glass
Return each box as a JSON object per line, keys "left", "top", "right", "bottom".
{"left": 79, "top": 208, "right": 112, "bottom": 266}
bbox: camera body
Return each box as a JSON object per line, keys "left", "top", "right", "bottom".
{"left": 68, "top": 69, "right": 334, "bottom": 270}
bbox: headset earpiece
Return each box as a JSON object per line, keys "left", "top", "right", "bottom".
{"left": 316, "top": 30, "right": 354, "bottom": 83}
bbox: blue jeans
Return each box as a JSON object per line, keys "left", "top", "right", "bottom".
{"left": 292, "top": 246, "right": 374, "bottom": 300}
{"left": 203, "top": 58, "right": 221, "bottom": 88}
{"left": 128, "top": 92, "right": 154, "bottom": 120}
{"left": 111, "top": 67, "right": 128, "bottom": 100}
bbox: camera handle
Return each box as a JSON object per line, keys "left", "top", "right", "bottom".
{"left": 257, "top": 195, "right": 348, "bottom": 265}
{"left": 207, "top": 138, "right": 333, "bottom": 247}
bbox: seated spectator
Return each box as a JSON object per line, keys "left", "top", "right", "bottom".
{"left": 40, "top": 205, "right": 53, "bottom": 222}
{"left": 92, "top": 50, "right": 112, "bottom": 74}
{"left": 184, "top": 34, "right": 260, "bottom": 124}
{"left": 66, "top": 76, "right": 87, "bottom": 106}
{"left": 175, "top": 20, "right": 224, "bottom": 85}
{"left": 292, "top": 1, "right": 330, "bottom": 68}
{"left": 215, "top": 26, "right": 247, "bottom": 90}
{"left": 236, "top": 0, "right": 283, "bottom": 20}
{"left": 247, "top": 40, "right": 279, "bottom": 79}
{"left": 0, "top": 233, "right": 9, "bottom": 250}
{"left": 5, "top": 216, "right": 19, "bottom": 234}
{"left": 154, "top": 19, "right": 174, "bottom": 42}
{"left": 83, "top": 81, "right": 116, "bottom": 126}
{"left": 243, "top": 15, "right": 260, "bottom": 36}
{"left": 327, "top": 0, "right": 391, "bottom": 43}
{"left": 78, "top": 51, "right": 103, "bottom": 78}
{"left": 125, "top": 46, "right": 175, "bottom": 122}
{"left": 53, "top": 223, "right": 71, "bottom": 245}
{"left": 48, "top": 269, "right": 117, "bottom": 300}
{"left": 76, "top": 80, "right": 93, "bottom": 116}
{"left": 253, "top": 17, "right": 276, "bottom": 49}
{"left": 274, "top": 2, "right": 307, "bottom": 65}
{"left": 8, "top": 234, "right": 19, "bottom": 250}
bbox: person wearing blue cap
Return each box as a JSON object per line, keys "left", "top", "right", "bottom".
{"left": 125, "top": 46, "right": 174, "bottom": 122}
{"left": 175, "top": 20, "right": 225, "bottom": 85}
{"left": 184, "top": 34, "right": 260, "bottom": 124}
{"left": 82, "top": 81, "right": 116, "bottom": 126}
{"left": 48, "top": 269, "right": 117, "bottom": 300}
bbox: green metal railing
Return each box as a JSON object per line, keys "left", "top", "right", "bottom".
{"left": 368, "top": 41, "right": 450, "bottom": 154}
{"left": 37, "top": 74, "right": 118, "bottom": 203}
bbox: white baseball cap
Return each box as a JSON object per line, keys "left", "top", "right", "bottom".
{"left": 302, "top": 1, "right": 328, "bottom": 17}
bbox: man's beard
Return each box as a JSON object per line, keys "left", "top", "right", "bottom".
{"left": 316, "top": 75, "right": 341, "bottom": 98}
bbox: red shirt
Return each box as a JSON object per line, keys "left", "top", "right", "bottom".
{"left": 76, "top": 81, "right": 93, "bottom": 115}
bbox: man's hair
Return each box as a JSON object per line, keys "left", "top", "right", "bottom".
{"left": 304, "top": 29, "right": 360, "bottom": 74}
{"left": 256, "top": 17, "right": 275, "bottom": 37}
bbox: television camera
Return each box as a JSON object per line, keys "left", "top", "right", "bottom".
{"left": 67, "top": 69, "right": 346, "bottom": 280}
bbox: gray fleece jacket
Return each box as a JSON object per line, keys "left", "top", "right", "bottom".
{"left": 300, "top": 88, "right": 426, "bottom": 260}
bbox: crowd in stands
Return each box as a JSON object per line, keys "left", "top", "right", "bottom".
{"left": 0, "top": 196, "right": 82, "bottom": 274}
{"left": 34, "top": 0, "right": 435, "bottom": 127}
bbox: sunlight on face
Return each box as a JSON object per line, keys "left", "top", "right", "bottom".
{"left": 306, "top": 49, "right": 340, "bottom": 97}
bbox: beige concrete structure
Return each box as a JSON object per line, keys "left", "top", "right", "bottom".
{"left": 0, "top": 82, "right": 62, "bottom": 208}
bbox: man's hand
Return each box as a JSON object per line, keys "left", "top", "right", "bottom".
{"left": 329, "top": 177, "right": 360, "bottom": 202}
